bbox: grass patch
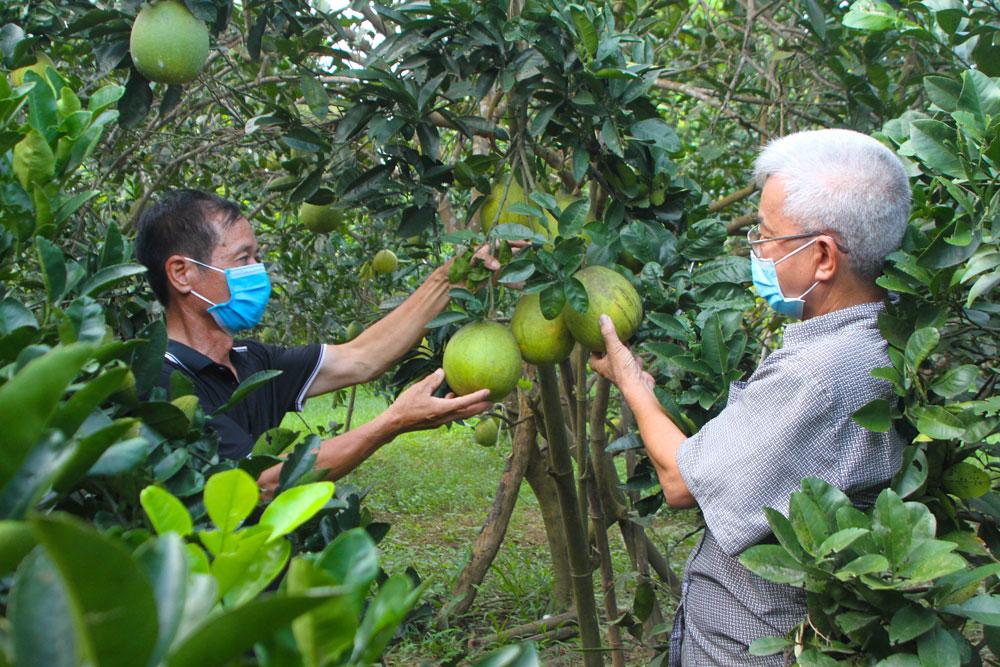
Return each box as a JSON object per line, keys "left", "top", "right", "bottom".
{"left": 284, "top": 388, "right": 702, "bottom": 665}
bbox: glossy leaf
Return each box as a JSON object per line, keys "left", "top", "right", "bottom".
{"left": 260, "top": 482, "right": 335, "bottom": 540}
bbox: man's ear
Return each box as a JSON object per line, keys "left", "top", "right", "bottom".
{"left": 165, "top": 255, "right": 196, "bottom": 295}
{"left": 814, "top": 236, "right": 838, "bottom": 283}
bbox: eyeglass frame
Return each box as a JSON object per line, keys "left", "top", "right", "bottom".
{"left": 746, "top": 223, "right": 850, "bottom": 258}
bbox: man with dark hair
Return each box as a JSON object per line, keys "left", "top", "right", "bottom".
{"left": 135, "top": 189, "right": 494, "bottom": 495}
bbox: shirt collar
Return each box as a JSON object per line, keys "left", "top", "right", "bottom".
{"left": 165, "top": 339, "right": 248, "bottom": 374}
{"left": 782, "top": 300, "right": 886, "bottom": 349}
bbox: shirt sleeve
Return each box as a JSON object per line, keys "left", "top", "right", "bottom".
{"left": 674, "top": 355, "right": 837, "bottom": 557}
{"left": 253, "top": 341, "right": 325, "bottom": 414}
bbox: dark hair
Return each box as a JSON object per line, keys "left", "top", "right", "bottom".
{"left": 134, "top": 189, "right": 244, "bottom": 306}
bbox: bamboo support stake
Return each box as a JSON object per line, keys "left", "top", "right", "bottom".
{"left": 537, "top": 364, "right": 604, "bottom": 667}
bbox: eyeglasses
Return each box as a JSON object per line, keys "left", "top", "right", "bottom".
{"left": 746, "top": 224, "right": 849, "bottom": 257}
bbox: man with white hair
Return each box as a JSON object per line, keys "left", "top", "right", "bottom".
{"left": 590, "top": 128, "right": 910, "bottom": 665}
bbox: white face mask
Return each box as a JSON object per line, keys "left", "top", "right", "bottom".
{"left": 750, "top": 238, "right": 819, "bottom": 319}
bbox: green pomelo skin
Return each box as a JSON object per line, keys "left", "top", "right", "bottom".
{"left": 511, "top": 293, "right": 575, "bottom": 365}
{"left": 299, "top": 202, "right": 345, "bottom": 233}
{"left": 474, "top": 418, "right": 499, "bottom": 446}
{"left": 130, "top": 0, "right": 210, "bottom": 85}
{"left": 443, "top": 321, "right": 522, "bottom": 401}
{"left": 480, "top": 177, "right": 533, "bottom": 234}
{"left": 563, "top": 266, "right": 643, "bottom": 352}
{"left": 372, "top": 249, "right": 398, "bottom": 274}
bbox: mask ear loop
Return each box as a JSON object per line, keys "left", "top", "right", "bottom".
{"left": 774, "top": 238, "right": 821, "bottom": 300}
{"left": 183, "top": 257, "right": 225, "bottom": 307}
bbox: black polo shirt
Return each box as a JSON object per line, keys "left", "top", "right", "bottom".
{"left": 158, "top": 339, "right": 324, "bottom": 459}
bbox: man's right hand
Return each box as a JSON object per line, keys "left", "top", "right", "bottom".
{"left": 386, "top": 369, "right": 492, "bottom": 434}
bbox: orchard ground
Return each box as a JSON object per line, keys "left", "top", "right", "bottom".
{"left": 283, "top": 388, "right": 703, "bottom": 665}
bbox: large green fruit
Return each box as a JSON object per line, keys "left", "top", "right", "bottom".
{"left": 371, "top": 249, "right": 398, "bottom": 274}
{"left": 10, "top": 52, "right": 56, "bottom": 86}
{"left": 511, "top": 293, "right": 575, "bottom": 365}
{"left": 299, "top": 202, "right": 346, "bottom": 233}
{"left": 474, "top": 418, "right": 499, "bottom": 447}
{"left": 443, "top": 321, "right": 522, "bottom": 401}
{"left": 564, "top": 266, "right": 643, "bottom": 352}
{"left": 480, "top": 177, "right": 532, "bottom": 234}
{"left": 130, "top": 0, "right": 210, "bottom": 85}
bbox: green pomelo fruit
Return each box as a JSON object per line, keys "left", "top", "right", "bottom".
{"left": 511, "top": 292, "right": 575, "bottom": 365}
{"left": 345, "top": 321, "right": 364, "bottom": 341}
{"left": 130, "top": 0, "right": 210, "bottom": 85}
{"left": 563, "top": 266, "right": 643, "bottom": 352}
{"left": 13, "top": 129, "right": 55, "bottom": 190}
{"left": 299, "top": 202, "right": 346, "bottom": 233}
{"left": 372, "top": 249, "right": 398, "bottom": 274}
{"left": 480, "top": 177, "right": 533, "bottom": 234}
{"left": 443, "top": 321, "right": 522, "bottom": 401}
{"left": 474, "top": 418, "right": 499, "bottom": 447}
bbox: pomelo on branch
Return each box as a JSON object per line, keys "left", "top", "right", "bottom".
{"left": 345, "top": 321, "right": 364, "bottom": 341}
{"left": 511, "top": 292, "right": 575, "bottom": 365}
{"left": 563, "top": 265, "right": 643, "bottom": 353}
{"left": 480, "top": 176, "right": 533, "bottom": 234}
{"left": 442, "top": 321, "right": 522, "bottom": 401}
{"left": 371, "top": 249, "right": 398, "bottom": 274}
{"left": 299, "top": 202, "right": 346, "bottom": 233}
{"left": 10, "top": 52, "right": 56, "bottom": 86}
{"left": 474, "top": 418, "right": 499, "bottom": 447}
{"left": 129, "top": 0, "right": 210, "bottom": 85}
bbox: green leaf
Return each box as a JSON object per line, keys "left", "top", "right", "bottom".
{"left": 946, "top": 594, "right": 1000, "bottom": 626}
{"left": 77, "top": 263, "right": 146, "bottom": 297}
{"left": 203, "top": 469, "right": 259, "bottom": 540}
{"left": 140, "top": 485, "right": 194, "bottom": 537}
{"left": 817, "top": 528, "right": 869, "bottom": 558}
{"left": 0, "top": 342, "right": 93, "bottom": 487}
{"left": 842, "top": 0, "right": 897, "bottom": 31}
{"left": 52, "top": 418, "right": 138, "bottom": 492}
{"left": 166, "top": 595, "right": 332, "bottom": 667}
{"left": 36, "top": 237, "right": 67, "bottom": 303}
{"left": 764, "top": 507, "right": 805, "bottom": 562}
{"left": 789, "top": 492, "right": 829, "bottom": 556}
{"left": 570, "top": 7, "right": 597, "bottom": 58}
{"left": 0, "top": 521, "right": 36, "bottom": 575}
{"left": 924, "top": 76, "right": 961, "bottom": 112}
{"left": 9, "top": 549, "right": 79, "bottom": 667}
{"left": 601, "top": 118, "right": 623, "bottom": 157}
{"left": 31, "top": 514, "right": 158, "bottom": 667}
{"left": 738, "top": 545, "right": 805, "bottom": 585}
{"left": 134, "top": 534, "right": 188, "bottom": 667}
{"left": 853, "top": 398, "right": 893, "bottom": 432}
{"left": 917, "top": 624, "right": 960, "bottom": 667}
{"left": 941, "top": 462, "right": 990, "bottom": 499}
{"left": 699, "top": 313, "right": 727, "bottom": 375}
{"left": 835, "top": 554, "right": 889, "bottom": 579}
{"left": 213, "top": 529, "right": 291, "bottom": 605}
{"left": 350, "top": 573, "right": 425, "bottom": 665}
{"left": 873, "top": 489, "right": 911, "bottom": 567}
{"left": 904, "top": 327, "right": 939, "bottom": 375}
{"left": 909, "top": 119, "right": 964, "bottom": 177}
{"left": 749, "top": 636, "right": 790, "bottom": 656}
{"left": 259, "top": 482, "right": 335, "bottom": 540}
{"left": 889, "top": 604, "right": 936, "bottom": 645}
{"left": 915, "top": 405, "right": 966, "bottom": 440}
{"left": 931, "top": 365, "right": 979, "bottom": 399}
{"left": 898, "top": 540, "right": 966, "bottom": 582}
{"left": 211, "top": 369, "right": 283, "bottom": 416}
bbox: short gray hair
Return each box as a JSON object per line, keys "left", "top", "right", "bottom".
{"left": 753, "top": 128, "right": 911, "bottom": 280}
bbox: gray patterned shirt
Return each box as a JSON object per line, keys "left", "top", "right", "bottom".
{"left": 670, "top": 301, "right": 905, "bottom": 665}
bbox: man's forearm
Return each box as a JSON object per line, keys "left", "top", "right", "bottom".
{"left": 619, "top": 382, "right": 694, "bottom": 507}
{"left": 258, "top": 412, "right": 401, "bottom": 493}
{"left": 352, "top": 266, "right": 452, "bottom": 376}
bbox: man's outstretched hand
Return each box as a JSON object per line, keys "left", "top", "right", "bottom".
{"left": 589, "top": 314, "right": 655, "bottom": 394}
{"left": 387, "top": 368, "right": 492, "bottom": 433}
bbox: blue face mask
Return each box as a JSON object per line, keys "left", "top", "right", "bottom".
{"left": 750, "top": 238, "right": 819, "bottom": 319}
{"left": 185, "top": 257, "right": 272, "bottom": 334}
